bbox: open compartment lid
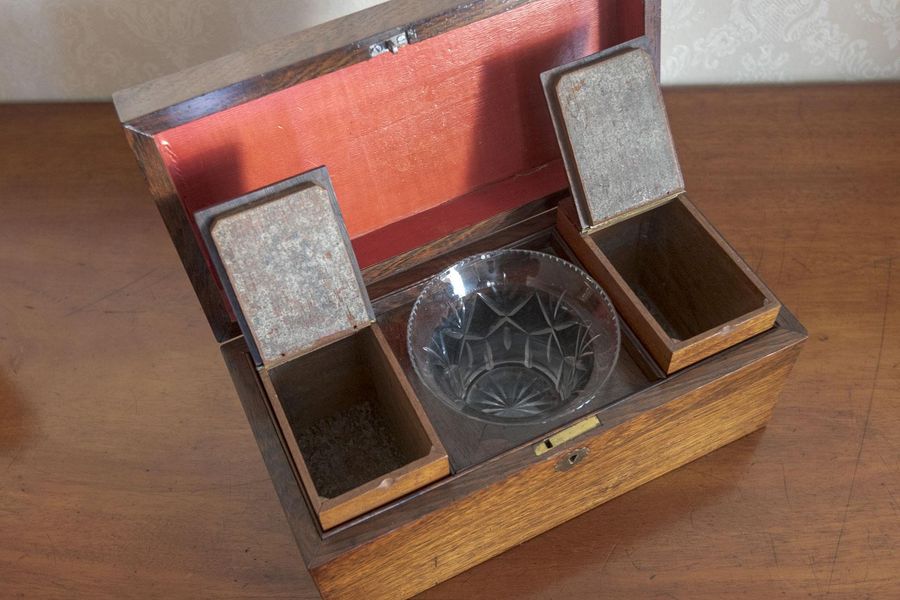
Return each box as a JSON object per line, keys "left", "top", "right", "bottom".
{"left": 195, "top": 167, "right": 373, "bottom": 367}
{"left": 542, "top": 39, "right": 684, "bottom": 230}
{"left": 114, "top": 0, "right": 660, "bottom": 343}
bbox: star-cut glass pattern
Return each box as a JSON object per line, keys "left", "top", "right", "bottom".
{"left": 422, "top": 286, "right": 600, "bottom": 421}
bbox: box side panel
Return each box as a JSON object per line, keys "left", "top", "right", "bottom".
{"left": 219, "top": 339, "right": 324, "bottom": 563}
{"left": 124, "top": 129, "right": 239, "bottom": 339}
{"left": 311, "top": 342, "right": 803, "bottom": 600}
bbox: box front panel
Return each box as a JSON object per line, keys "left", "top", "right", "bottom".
{"left": 311, "top": 342, "right": 802, "bottom": 599}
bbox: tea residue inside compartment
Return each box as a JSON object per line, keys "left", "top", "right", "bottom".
{"left": 295, "top": 400, "right": 407, "bottom": 499}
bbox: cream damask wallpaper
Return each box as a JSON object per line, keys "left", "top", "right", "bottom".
{"left": 0, "top": 0, "right": 898, "bottom": 101}
{"left": 662, "top": 0, "right": 900, "bottom": 83}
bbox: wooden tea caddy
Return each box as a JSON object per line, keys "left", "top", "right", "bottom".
{"left": 114, "top": 1, "right": 806, "bottom": 598}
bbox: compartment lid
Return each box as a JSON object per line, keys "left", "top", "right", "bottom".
{"left": 542, "top": 40, "right": 684, "bottom": 230}
{"left": 196, "top": 167, "right": 373, "bottom": 366}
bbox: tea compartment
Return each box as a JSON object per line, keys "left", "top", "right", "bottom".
{"left": 262, "top": 324, "right": 448, "bottom": 530}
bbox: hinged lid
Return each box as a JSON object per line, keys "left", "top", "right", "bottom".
{"left": 542, "top": 40, "right": 684, "bottom": 230}
{"left": 196, "top": 167, "right": 373, "bottom": 367}
{"left": 114, "top": 0, "right": 660, "bottom": 343}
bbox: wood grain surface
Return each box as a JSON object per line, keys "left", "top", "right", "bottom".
{"left": 2, "top": 83, "right": 899, "bottom": 598}
{"left": 311, "top": 342, "right": 801, "bottom": 599}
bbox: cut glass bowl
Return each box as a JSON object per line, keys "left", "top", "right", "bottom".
{"left": 407, "top": 249, "right": 620, "bottom": 425}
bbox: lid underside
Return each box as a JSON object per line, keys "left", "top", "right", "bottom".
{"left": 197, "top": 168, "right": 374, "bottom": 366}
{"left": 542, "top": 42, "right": 684, "bottom": 229}
{"left": 113, "top": 1, "right": 660, "bottom": 344}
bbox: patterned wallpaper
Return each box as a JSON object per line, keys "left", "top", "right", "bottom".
{"left": 0, "top": 0, "right": 897, "bottom": 101}
{"left": 662, "top": 0, "right": 900, "bottom": 84}
{"left": 0, "top": 0, "right": 383, "bottom": 101}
